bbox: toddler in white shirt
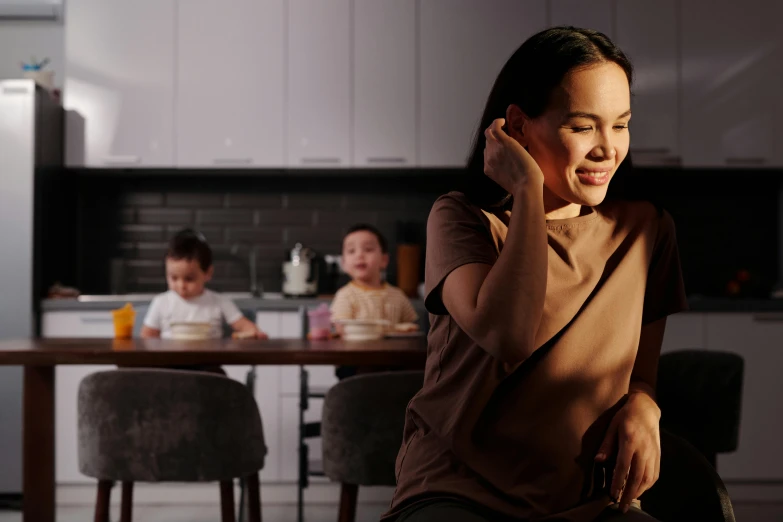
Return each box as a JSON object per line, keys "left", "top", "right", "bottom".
{"left": 142, "top": 229, "right": 266, "bottom": 340}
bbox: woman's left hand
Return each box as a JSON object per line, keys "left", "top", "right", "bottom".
{"left": 595, "top": 391, "right": 661, "bottom": 513}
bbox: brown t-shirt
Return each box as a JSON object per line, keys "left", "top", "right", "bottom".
{"left": 384, "top": 192, "right": 687, "bottom": 522}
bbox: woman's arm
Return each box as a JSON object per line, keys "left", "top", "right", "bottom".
{"left": 440, "top": 120, "right": 548, "bottom": 366}
{"left": 629, "top": 317, "right": 667, "bottom": 399}
{"left": 596, "top": 317, "right": 667, "bottom": 513}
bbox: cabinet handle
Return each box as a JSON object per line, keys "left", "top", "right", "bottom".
{"left": 725, "top": 157, "right": 766, "bottom": 166}
{"left": 630, "top": 147, "right": 671, "bottom": 154}
{"left": 103, "top": 155, "right": 140, "bottom": 166}
{"left": 367, "top": 157, "right": 407, "bottom": 165}
{"left": 80, "top": 317, "right": 114, "bottom": 324}
{"left": 301, "top": 157, "right": 341, "bottom": 165}
{"left": 752, "top": 312, "right": 783, "bottom": 322}
{"left": 213, "top": 158, "right": 253, "bottom": 166}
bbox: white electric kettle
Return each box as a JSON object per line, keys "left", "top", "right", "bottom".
{"left": 282, "top": 243, "right": 319, "bottom": 297}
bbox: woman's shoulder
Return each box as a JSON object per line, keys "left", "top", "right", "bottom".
{"left": 429, "top": 191, "right": 493, "bottom": 225}
{"left": 597, "top": 199, "right": 675, "bottom": 233}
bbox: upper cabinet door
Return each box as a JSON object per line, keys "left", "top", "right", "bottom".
{"left": 287, "top": 0, "right": 351, "bottom": 168}
{"left": 549, "top": 0, "right": 613, "bottom": 37}
{"left": 681, "top": 0, "right": 783, "bottom": 168}
{"left": 64, "top": 0, "right": 175, "bottom": 167}
{"left": 177, "top": 0, "right": 285, "bottom": 168}
{"left": 353, "top": 0, "right": 416, "bottom": 167}
{"left": 614, "top": 0, "right": 680, "bottom": 166}
{"left": 419, "top": 0, "right": 547, "bottom": 167}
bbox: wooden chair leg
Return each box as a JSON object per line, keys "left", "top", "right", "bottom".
{"left": 338, "top": 483, "right": 358, "bottom": 522}
{"left": 94, "top": 480, "right": 112, "bottom": 522}
{"left": 120, "top": 481, "right": 134, "bottom": 522}
{"left": 246, "top": 472, "right": 262, "bottom": 522}
{"left": 220, "top": 480, "right": 236, "bottom": 522}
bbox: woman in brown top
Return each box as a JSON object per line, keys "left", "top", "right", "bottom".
{"left": 383, "top": 27, "right": 687, "bottom": 522}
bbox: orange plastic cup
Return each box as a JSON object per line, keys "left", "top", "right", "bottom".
{"left": 111, "top": 303, "right": 136, "bottom": 340}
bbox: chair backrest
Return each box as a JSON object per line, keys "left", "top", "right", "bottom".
{"left": 77, "top": 368, "right": 266, "bottom": 482}
{"left": 641, "top": 429, "right": 736, "bottom": 522}
{"left": 321, "top": 371, "right": 424, "bottom": 486}
{"left": 657, "top": 350, "right": 744, "bottom": 462}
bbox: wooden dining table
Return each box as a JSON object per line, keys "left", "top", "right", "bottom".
{"left": 0, "top": 337, "right": 427, "bottom": 522}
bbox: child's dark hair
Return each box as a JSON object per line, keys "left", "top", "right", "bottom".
{"left": 344, "top": 224, "right": 388, "bottom": 253}
{"left": 166, "top": 228, "right": 212, "bottom": 272}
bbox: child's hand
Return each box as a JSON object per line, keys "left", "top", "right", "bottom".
{"left": 232, "top": 329, "right": 267, "bottom": 340}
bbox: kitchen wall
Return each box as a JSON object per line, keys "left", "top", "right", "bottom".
{"left": 64, "top": 172, "right": 453, "bottom": 295}
{"left": 610, "top": 167, "right": 781, "bottom": 299}
{"left": 42, "top": 166, "right": 782, "bottom": 300}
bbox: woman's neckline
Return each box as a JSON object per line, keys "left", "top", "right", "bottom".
{"left": 544, "top": 206, "right": 597, "bottom": 226}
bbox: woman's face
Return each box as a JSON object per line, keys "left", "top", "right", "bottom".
{"left": 511, "top": 61, "right": 631, "bottom": 210}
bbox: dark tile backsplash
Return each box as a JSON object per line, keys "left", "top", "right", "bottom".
{"left": 39, "top": 168, "right": 783, "bottom": 299}
{"left": 66, "top": 173, "right": 452, "bottom": 295}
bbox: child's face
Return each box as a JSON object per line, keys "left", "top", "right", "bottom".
{"left": 165, "top": 257, "right": 213, "bottom": 299}
{"left": 341, "top": 230, "right": 389, "bottom": 284}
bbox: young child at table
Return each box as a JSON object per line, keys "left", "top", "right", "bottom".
{"left": 141, "top": 228, "right": 266, "bottom": 341}
{"left": 330, "top": 224, "right": 419, "bottom": 379}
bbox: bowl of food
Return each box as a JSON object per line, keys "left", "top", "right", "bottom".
{"left": 170, "top": 322, "right": 213, "bottom": 341}
{"left": 335, "top": 319, "right": 390, "bottom": 341}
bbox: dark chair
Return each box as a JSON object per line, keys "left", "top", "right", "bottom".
{"left": 321, "top": 352, "right": 743, "bottom": 522}
{"left": 77, "top": 369, "right": 267, "bottom": 522}
{"left": 641, "top": 429, "right": 736, "bottom": 522}
{"left": 656, "top": 350, "right": 744, "bottom": 468}
{"left": 321, "top": 371, "right": 424, "bottom": 522}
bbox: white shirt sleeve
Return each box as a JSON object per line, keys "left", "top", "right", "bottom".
{"left": 143, "top": 295, "right": 164, "bottom": 330}
{"left": 219, "top": 295, "right": 244, "bottom": 325}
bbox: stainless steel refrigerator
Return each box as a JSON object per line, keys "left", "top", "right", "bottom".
{"left": 0, "top": 79, "right": 63, "bottom": 496}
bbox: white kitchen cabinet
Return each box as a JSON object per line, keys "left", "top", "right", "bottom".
{"left": 176, "top": 0, "right": 285, "bottom": 167}
{"left": 680, "top": 0, "right": 783, "bottom": 168}
{"left": 255, "top": 311, "right": 283, "bottom": 338}
{"left": 287, "top": 0, "right": 351, "bottom": 167}
{"left": 660, "top": 312, "right": 705, "bottom": 354}
{"left": 41, "top": 311, "right": 115, "bottom": 338}
{"left": 41, "top": 312, "right": 114, "bottom": 483}
{"left": 418, "top": 0, "right": 547, "bottom": 166}
{"left": 548, "top": 0, "right": 613, "bottom": 37}
{"left": 353, "top": 0, "right": 416, "bottom": 167}
{"left": 704, "top": 313, "right": 783, "bottom": 480}
{"left": 614, "top": 0, "right": 680, "bottom": 166}
{"left": 64, "top": 0, "right": 175, "bottom": 167}
{"left": 280, "top": 395, "right": 327, "bottom": 482}
{"left": 223, "top": 365, "right": 282, "bottom": 482}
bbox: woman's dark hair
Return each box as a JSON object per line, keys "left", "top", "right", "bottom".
{"left": 166, "top": 228, "right": 213, "bottom": 272}
{"left": 463, "top": 26, "right": 634, "bottom": 209}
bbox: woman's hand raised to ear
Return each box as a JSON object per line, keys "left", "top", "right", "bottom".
{"left": 483, "top": 118, "right": 544, "bottom": 195}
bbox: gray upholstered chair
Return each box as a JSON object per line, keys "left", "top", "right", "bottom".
{"left": 77, "top": 369, "right": 267, "bottom": 522}
{"left": 321, "top": 371, "right": 424, "bottom": 522}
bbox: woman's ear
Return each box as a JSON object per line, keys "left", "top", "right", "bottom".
{"left": 505, "top": 104, "right": 529, "bottom": 146}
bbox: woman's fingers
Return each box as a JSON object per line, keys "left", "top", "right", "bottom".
{"left": 619, "top": 453, "right": 644, "bottom": 512}
{"left": 611, "top": 438, "right": 633, "bottom": 500}
{"left": 596, "top": 417, "right": 618, "bottom": 463}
